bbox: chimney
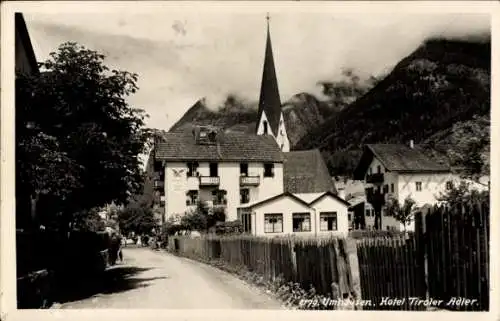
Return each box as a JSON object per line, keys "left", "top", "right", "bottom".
{"left": 409, "top": 140, "right": 414, "bottom": 149}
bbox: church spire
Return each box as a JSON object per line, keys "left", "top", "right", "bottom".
{"left": 256, "top": 13, "right": 282, "bottom": 136}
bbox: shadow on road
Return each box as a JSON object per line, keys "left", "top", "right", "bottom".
{"left": 53, "top": 266, "right": 167, "bottom": 304}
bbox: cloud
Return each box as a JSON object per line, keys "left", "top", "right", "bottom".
{"left": 25, "top": 12, "right": 490, "bottom": 131}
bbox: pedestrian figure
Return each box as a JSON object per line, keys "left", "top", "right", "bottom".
{"left": 117, "top": 234, "right": 123, "bottom": 263}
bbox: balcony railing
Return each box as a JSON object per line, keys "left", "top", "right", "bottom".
{"left": 199, "top": 176, "right": 220, "bottom": 186}
{"left": 154, "top": 180, "right": 164, "bottom": 189}
{"left": 240, "top": 175, "right": 260, "bottom": 186}
{"left": 366, "top": 173, "right": 384, "bottom": 184}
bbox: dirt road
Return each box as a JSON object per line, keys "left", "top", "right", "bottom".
{"left": 57, "top": 247, "right": 283, "bottom": 309}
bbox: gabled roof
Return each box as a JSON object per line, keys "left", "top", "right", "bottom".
{"left": 238, "top": 191, "right": 350, "bottom": 210}
{"left": 283, "top": 149, "right": 337, "bottom": 194}
{"left": 256, "top": 19, "right": 282, "bottom": 135}
{"left": 238, "top": 192, "right": 310, "bottom": 210}
{"left": 308, "top": 191, "right": 351, "bottom": 207}
{"left": 353, "top": 144, "right": 451, "bottom": 179}
{"left": 15, "top": 13, "right": 39, "bottom": 76}
{"left": 154, "top": 130, "right": 284, "bottom": 162}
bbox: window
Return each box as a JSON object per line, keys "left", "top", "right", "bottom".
{"left": 383, "top": 185, "right": 389, "bottom": 194}
{"left": 390, "top": 183, "right": 395, "bottom": 193}
{"left": 264, "top": 163, "right": 274, "bottom": 177}
{"left": 209, "top": 162, "right": 218, "bottom": 177}
{"left": 263, "top": 121, "right": 268, "bottom": 134}
{"left": 416, "top": 182, "right": 422, "bottom": 191}
{"left": 292, "top": 213, "right": 311, "bottom": 232}
{"left": 320, "top": 212, "right": 337, "bottom": 231}
{"left": 365, "top": 209, "right": 370, "bottom": 217}
{"left": 348, "top": 213, "right": 352, "bottom": 221}
{"left": 187, "top": 162, "right": 199, "bottom": 177}
{"left": 386, "top": 225, "right": 391, "bottom": 231}
{"left": 264, "top": 214, "right": 283, "bottom": 233}
{"left": 240, "top": 188, "right": 250, "bottom": 204}
{"left": 186, "top": 190, "right": 198, "bottom": 206}
{"left": 154, "top": 161, "right": 163, "bottom": 172}
{"left": 446, "top": 181, "right": 453, "bottom": 190}
{"left": 240, "top": 163, "right": 248, "bottom": 176}
{"left": 241, "top": 213, "right": 252, "bottom": 233}
{"left": 377, "top": 165, "right": 381, "bottom": 174}
{"left": 212, "top": 189, "right": 227, "bottom": 205}
{"left": 207, "top": 131, "right": 217, "bottom": 142}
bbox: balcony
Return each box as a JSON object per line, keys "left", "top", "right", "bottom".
{"left": 153, "top": 180, "right": 164, "bottom": 189}
{"left": 365, "top": 188, "right": 386, "bottom": 208}
{"left": 366, "top": 173, "right": 384, "bottom": 184}
{"left": 199, "top": 176, "right": 220, "bottom": 186}
{"left": 240, "top": 175, "right": 260, "bottom": 186}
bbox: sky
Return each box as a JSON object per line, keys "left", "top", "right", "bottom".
{"left": 24, "top": 9, "right": 490, "bottom": 132}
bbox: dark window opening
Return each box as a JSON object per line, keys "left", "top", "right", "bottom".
{"left": 187, "top": 162, "right": 199, "bottom": 177}
{"left": 292, "top": 213, "right": 311, "bottom": 232}
{"left": 212, "top": 189, "right": 227, "bottom": 205}
{"left": 263, "top": 121, "right": 268, "bottom": 134}
{"left": 264, "top": 163, "right": 274, "bottom": 177}
{"left": 186, "top": 190, "right": 198, "bottom": 206}
{"left": 240, "top": 188, "right": 250, "bottom": 204}
{"left": 320, "top": 212, "right": 337, "bottom": 231}
{"left": 209, "top": 163, "right": 218, "bottom": 177}
{"left": 390, "top": 183, "right": 395, "bottom": 193}
{"left": 240, "top": 163, "right": 248, "bottom": 176}
{"left": 377, "top": 165, "right": 381, "bottom": 174}
{"left": 264, "top": 213, "right": 283, "bottom": 233}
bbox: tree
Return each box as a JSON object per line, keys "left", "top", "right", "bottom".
{"left": 16, "top": 42, "right": 152, "bottom": 231}
{"left": 386, "top": 196, "right": 417, "bottom": 234}
{"left": 437, "top": 181, "right": 489, "bottom": 208}
{"left": 180, "top": 202, "right": 226, "bottom": 233}
{"left": 117, "top": 201, "right": 159, "bottom": 236}
{"left": 447, "top": 115, "right": 490, "bottom": 182}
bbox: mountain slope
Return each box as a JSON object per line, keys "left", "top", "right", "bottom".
{"left": 295, "top": 37, "right": 491, "bottom": 176}
{"left": 169, "top": 93, "right": 333, "bottom": 147}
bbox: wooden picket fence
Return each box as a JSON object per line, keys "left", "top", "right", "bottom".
{"left": 169, "top": 235, "right": 361, "bottom": 308}
{"left": 416, "top": 202, "right": 490, "bottom": 311}
{"left": 169, "top": 201, "right": 489, "bottom": 311}
{"left": 356, "top": 236, "right": 426, "bottom": 310}
{"left": 357, "top": 201, "right": 489, "bottom": 311}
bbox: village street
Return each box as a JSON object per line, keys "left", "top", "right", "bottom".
{"left": 55, "top": 247, "right": 283, "bottom": 309}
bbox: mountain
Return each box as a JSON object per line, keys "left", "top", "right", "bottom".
{"left": 169, "top": 93, "right": 334, "bottom": 147}
{"left": 295, "top": 37, "right": 491, "bottom": 176}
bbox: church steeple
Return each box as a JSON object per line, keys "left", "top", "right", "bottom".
{"left": 256, "top": 14, "right": 282, "bottom": 138}
{"left": 255, "top": 14, "right": 290, "bottom": 152}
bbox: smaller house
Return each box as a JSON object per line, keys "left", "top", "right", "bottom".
{"left": 353, "top": 142, "right": 453, "bottom": 232}
{"left": 237, "top": 191, "right": 350, "bottom": 237}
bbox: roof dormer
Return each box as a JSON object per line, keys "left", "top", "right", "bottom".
{"left": 192, "top": 125, "right": 220, "bottom": 145}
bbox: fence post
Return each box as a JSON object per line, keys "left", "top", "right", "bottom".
{"left": 414, "top": 211, "right": 429, "bottom": 302}
{"left": 344, "top": 238, "right": 362, "bottom": 310}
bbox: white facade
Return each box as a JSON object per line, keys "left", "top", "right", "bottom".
{"left": 163, "top": 160, "right": 284, "bottom": 222}
{"left": 238, "top": 193, "right": 349, "bottom": 237}
{"left": 363, "top": 157, "right": 454, "bottom": 232}
{"left": 362, "top": 156, "right": 489, "bottom": 232}
{"left": 256, "top": 112, "right": 290, "bottom": 152}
